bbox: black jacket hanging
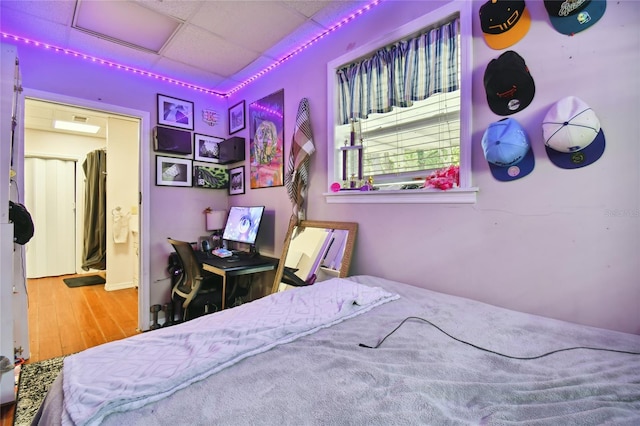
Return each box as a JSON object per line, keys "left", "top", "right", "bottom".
{"left": 9, "top": 200, "right": 34, "bottom": 245}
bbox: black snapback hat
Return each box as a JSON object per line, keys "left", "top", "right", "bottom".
{"left": 483, "top": 50, "right": 535, "bottom": 116}
{"left": 479, "top": 0, "right": 531, "bottom": 50}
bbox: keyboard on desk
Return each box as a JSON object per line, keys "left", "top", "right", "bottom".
{"left": 197, "top": 251, "right": 272, "bottom": 268}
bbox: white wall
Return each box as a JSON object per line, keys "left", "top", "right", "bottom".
{"left": 105, "top": 116, "right": 140, "bottom": 290}
{"left": 228, "top": 0, "right": 640, "bottom": 334}
{"left": 4, "top": 0, "right": 639, "bottom": 334}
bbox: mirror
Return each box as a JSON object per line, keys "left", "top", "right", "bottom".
{"left": 271, "top": 220, "right": 358, "bottom": 293}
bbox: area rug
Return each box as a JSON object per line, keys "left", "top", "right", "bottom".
{"left": 63, "top": 274, "right": 105, "bottom": 288}
{"left": 14, "top": 356, "right": 65, "bottom": 426}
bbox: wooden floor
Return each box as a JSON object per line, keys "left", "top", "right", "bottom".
{"left": 0, "top": 274, "right": 139, "bottom": 425}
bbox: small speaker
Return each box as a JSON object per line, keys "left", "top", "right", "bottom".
{"left": 219, "top": 136, "right": 245, "bottom": 164}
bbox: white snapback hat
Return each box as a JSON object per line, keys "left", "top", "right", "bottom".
{"left": 542, "top": 96, "right": 605, "bottom": 169}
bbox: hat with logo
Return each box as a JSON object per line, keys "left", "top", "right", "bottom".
{"left": 480, "top": 0, "right": 531, "bottom": 50}
{"left": 542, "top": 96, "right": 605, "bottom": 169}
{"left": 484, "top": 50, "right": 535, "bottom": 116}
{"left": 482, "top": 117, "right": 535, "bottom": 181}
{"left": 544, "top": 0, "right": 606, "bottom": 35}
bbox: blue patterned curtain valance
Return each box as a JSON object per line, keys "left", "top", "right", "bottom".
{"left": 337, "top": 17, "right": 459, "bottom": 125}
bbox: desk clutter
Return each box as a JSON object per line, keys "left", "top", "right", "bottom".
{"left": 212, "top": 248, "right": 233, "bottom": 258}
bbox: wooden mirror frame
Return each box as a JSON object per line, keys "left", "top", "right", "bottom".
{"left": 271, "top": 219, "right": 358, "bottom": 294}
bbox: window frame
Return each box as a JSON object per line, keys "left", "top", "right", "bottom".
{"left": 325, "top": 0, "right": 477, "bottom": 204}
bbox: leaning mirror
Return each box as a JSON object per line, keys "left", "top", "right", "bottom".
{"left": 271, "top": 220, "right": 358, "bottom": 293}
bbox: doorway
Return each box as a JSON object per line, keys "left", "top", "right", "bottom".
{"left": 21, "top": 89, "right": 152, "bottom": 332}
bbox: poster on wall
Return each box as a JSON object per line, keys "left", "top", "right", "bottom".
{"left": 249, "top": 89, "right": 284, "bottom": 189}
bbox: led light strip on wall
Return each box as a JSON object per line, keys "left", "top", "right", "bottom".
{"left": 1, "top": 1, "right": 380, "bottom": 98}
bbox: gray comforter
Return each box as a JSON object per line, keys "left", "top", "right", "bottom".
{"left": 34, "top": 275, "right": 640, "bottom": 425}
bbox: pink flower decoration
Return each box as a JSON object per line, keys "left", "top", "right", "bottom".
{"left": 423, "top": 165, "right": 459, "bottom": 191}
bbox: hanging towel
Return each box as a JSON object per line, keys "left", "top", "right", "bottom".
{"left": 112, "top": 208, "right": 130, "bottom": 244}
{"left": 285, "top": 98, "right": 315, "bottom": 221}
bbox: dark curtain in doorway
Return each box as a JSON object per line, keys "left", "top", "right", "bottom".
{"left": 81, "top": 149, "right": 107, "bottom": 270}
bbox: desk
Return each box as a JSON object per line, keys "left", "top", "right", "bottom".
{"left": 198, "top": 253, "right": 278, "bottom": 309}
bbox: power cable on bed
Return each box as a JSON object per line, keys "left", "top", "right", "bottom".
{"left": 359, "top": 316, "right": 640, "bottom": 359}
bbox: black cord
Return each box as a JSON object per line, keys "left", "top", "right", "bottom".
{"left": 359, "top": 316, "right": 640, "bottom": 360}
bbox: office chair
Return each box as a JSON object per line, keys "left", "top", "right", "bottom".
{"left": 167, "top": 238, "right": 223, "bottom": 321}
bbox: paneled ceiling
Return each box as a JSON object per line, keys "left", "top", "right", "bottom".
{"left": 2, "top": 0, "right": 373, "bottom": 136}
{"left": 1, "top": 0, "right": 370, "bottom": 94}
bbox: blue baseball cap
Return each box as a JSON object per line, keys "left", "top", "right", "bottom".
{"left": 544, "top": 0, "right": 606, "bottom": 35}
{"left": 482, "top": 118, "right": 535, "bottom": 181}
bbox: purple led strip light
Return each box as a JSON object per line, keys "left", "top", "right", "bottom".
{"left": 1, "top": 0, "right": 380, "bottom": 97}
{"left": 0, "top": 33, "right": 225, "bottom": 97}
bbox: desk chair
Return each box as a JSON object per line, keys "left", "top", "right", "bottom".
{"left": 167, "top": 238, "right": 223, "bottom": 321}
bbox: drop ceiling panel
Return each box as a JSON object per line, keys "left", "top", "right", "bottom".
{"left": 191, "top": 1, "right": 307, "bottom": 53}
{"left": 282, "top": 1, "right": 335, "bottom": 18}
{"left": 154, "top": 56, "right": 227, "bottom": 89}
{"left": 163, "top": 25, "right": 259, "bottom": 78}
{"left": 134, "top": 0, "right": 203, "bottom": 22}
{"left": 74, "top": 1, "right": 182, "bottom": 53}
{"left": 1, "top": 0, "right": 73, "bottom": 26}
{"left": 0, "top": 8, "right": 70, "bottom": 44}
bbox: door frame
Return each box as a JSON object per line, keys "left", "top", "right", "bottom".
{"left": 23, "top": 88, "right": 151, "bottom": 331}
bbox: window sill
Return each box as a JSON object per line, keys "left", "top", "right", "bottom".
{"left": 323, "top": 187, "right": 478, "bottom": 204}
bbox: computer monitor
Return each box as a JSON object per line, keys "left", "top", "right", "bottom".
{"left": 222, "top": 206, "right": 265, "bottom": 251}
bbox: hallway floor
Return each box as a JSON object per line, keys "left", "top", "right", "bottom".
{"left": 0, "top": 274, "right": 138, "bottom": 425}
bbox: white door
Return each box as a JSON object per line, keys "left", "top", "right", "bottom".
{"left": 24, "top": 157, "right": 76, "bottom": 278}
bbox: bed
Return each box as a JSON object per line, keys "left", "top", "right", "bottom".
{"left": 33, "top": 275, "right": 640, "bottom": 425}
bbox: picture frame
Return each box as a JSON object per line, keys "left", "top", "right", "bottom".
{"left": 228, "top": 165, "right": 245, "bottom": 195}
{"left": 249, "top": 89, "right": 284, "bottom": 189}
{"left": 194, "top": 133, "right": 225, "bottom": 163}
{"left": 194, "top": 164, "right": 229, "bottom": 189}
{"left": 228, "top": 100, "right": 246, "bottom": 135}
{"left": 157, "top": 94, "right": 194, "bottom": 130}
{"left": 156, "top": 155, "right": 192, "bottom": 187}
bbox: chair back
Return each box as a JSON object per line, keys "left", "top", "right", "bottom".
{"left": 167, "top": 238, "right": 202, "bottom": 295}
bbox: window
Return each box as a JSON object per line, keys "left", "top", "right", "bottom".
{"left": 326, "top": 1, "right": 476, "bottom": 204}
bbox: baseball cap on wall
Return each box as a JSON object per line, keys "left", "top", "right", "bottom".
{"left": 542, "top": 96, "right": 605, "bottom": 169}
{"left": 482, "top": 117, "right": 535, "bottom": 181}
{"left": 483, "top": 50, "right": 535, "bottom": 116}
{"left": 479, "top": 0, "right": 531, "bottom": 50}
{"left": 544, "top": 0, "right": 606, "bottom": 35}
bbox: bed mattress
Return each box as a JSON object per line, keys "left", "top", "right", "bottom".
{"left": 33, "top": 275, "right": 640, "bottom": 425}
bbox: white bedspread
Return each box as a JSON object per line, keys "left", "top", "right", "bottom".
{"left": 61, "top": 278, "right": 398, "bottom": 426}
{"left": 33, "top": 275, "right": 640, "bottom": 425}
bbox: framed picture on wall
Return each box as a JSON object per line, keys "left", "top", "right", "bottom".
{"left": 194, "top": 164, "right": 229, "bottom": 189}
{"left": 194, "top": 133, "right": 225, "bottom": 163}
{"left": 156, "top": 155, "right": 192, "bottom": 187}
{"left": 228, "top": 100, "right": 246, "bottom": 135}
{"left": 228, "top": 165, "right": 245, "bottom": 195}
{"left": 249, "top": 89, "right": 284, "bottom": 189}
{"left": 157, "top": 94, "right": 194, "bottom": 130}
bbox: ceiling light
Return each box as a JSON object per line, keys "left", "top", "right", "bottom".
{"left": 54, "top": 120, "right": 100, "bottom": 134}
